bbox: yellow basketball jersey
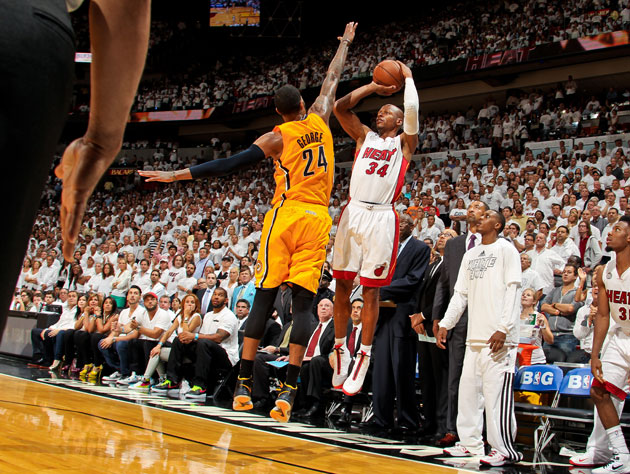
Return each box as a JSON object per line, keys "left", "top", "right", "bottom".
{"left": 271, "top": 113, "right": 334, "bottom": 208}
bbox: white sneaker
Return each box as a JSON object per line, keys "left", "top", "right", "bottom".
{"left": 443, "top": 443, "right": 478, "bottom": 457}
{"left": 480, "top": 449, "right": 522, "bottom": 466}
{"left": 331, "top": 343, "right": 351, "bottom": 388}
{"left": 117, "top": 372, "right": 140, "bottom": 386}
{"left": 342, "top": 350, "right": 370, "bottom": 396}
{"left": 593, "top": 452, "right": 630, "bottom": 474}
{"left": 102, "top": 371, "right": 121, "bottom": 383}
{"left": 570, "top": 448, "right": 611, "bottom": 467}
{"left": 129, "top": 379, "right": 151, "bottom": 392}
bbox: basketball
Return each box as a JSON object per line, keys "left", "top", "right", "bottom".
{"left": 372, "top": 60, "right": 404, "bottom": 90}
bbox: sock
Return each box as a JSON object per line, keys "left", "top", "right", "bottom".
{"left": 335, "top": 337, "right": 346, "bottom": 347}
{"left": 607, "top": 426, "right": 629, "bottom": 454}
{"left": 359, "top": 344, "right": 372, "bottom": 355}
{"left": 285, "top": 363, "right": 301, "bottom": 387}
{"left": 239, "top": 359, "right": 254, "bottom": 379}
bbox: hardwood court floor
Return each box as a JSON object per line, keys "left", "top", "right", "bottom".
{"left": 0, "top": 374, "right": 461, "bottom": 473}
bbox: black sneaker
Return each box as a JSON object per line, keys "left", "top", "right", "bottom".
{"left": 233, "top": 376, "right": 254, "bottom": 411}
{"left": 150, "top": 379, "right": 180, "bottom": 396}
{"left": 270, "top": 383, "right": 297, "bottom": 423}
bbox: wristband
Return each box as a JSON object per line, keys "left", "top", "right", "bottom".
{"left": 195, "top": 333, "right": 199, "bottom": 341}
{"left": 158, "top": 341, "right": 164, "bottom": 347}
{"left": 113, "top": 337, "right": 117, "bottom": 343}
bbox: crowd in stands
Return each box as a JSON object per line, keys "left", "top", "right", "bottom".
{"left": 71, "top": 0, "right": 630, "bottom": 114}
{"left": 13, "top": 73, "right": 630, "bottom": 435}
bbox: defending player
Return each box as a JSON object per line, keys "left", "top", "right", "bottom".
{"left": 436, "top": 210, "right": 523, "bottom": 467}
{"left": 330, "top": 62, "right": 419, "bottom": 395}
{"left": 139, "top": 22, "right": 357, "bottom": 423}
{"left": 570, "top": 215, "right": 630, "bottom": 473}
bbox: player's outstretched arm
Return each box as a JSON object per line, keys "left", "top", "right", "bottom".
{"left": 308, "top": 22, "right": 357, "bottom": 124}
{"left": 398, "top": 61, "right": 419, "bottom": 158}
{"left": 139, "top": 131, "right": 283, "bottom": 182}
{"left": 591, "top": 266, "right": 610, "bottom": 384}
{"left": 56, "top": 0, "right": 152, "bottom": 261}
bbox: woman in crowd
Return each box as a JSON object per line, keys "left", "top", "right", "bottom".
{"left": 110, "top": 258, "right": 131, "bottom": 308}
{"left": 97, "top": 263, "right": 116, "bottom": 301}
{"left": 221, "top": 265, "right": 239, "bottom": 304}
{"left": 449, "top": 198, "right": 468, "bottom": 234}
{"left": 17, "top": 257, "right": 32, "bottom": 290}
{"left": 131, "top": 293, "right": 201, "bottom": 391}
{"left": 125, "top": 252, "right": 137, "bottom": 273}
{"left": 73, "top": 293, "right": 102, "bottom": 378}
{"left": 518, "top": 288, "right": 553, "bottom": 367}
{"left": 170, "top": 296, "right": 181, "bottom": 317}
{"left": 577, "top": 221, "right": 602, "bottom": 278}
{"left": 566, "top": 208, "right": 580, "bottom": 231}
{"left": 24, "top": 259, "right": 42, "bottom": 291}
{"left": 246, "top": 242, "right": 258, "bottom": 263}
{"left": 209, "top": 240, "right": 224, "bottom": 267}
{"left": 64, "top": 263, "right": 87, "bottom": 292}
{"left": 85, "top": 296, "right": 119, "bottom": 382}
{"left": 184, "top": 250, "right": 195, "bottom": 266}
{"left": 60, "top": 293, "right": 88, "bottom": 372}
{"left": 164, "top": 254, "right": 185, "bottom": 298}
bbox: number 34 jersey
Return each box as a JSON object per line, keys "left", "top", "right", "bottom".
{"left": 350, "top": 131, "right": 408, "bottom": 204}
{"left": 271, "top": 113, "right": 334, "bottom": 208}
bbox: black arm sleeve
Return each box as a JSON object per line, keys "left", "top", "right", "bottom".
{"left": 189, "top": 144, "right": 266, "bottom": 179}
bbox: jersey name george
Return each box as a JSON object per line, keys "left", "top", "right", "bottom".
{"left": 349, "top": 132, "right": 408, "bottom": 204}
{"left": 271, "top": 113, "right": 334, "bottom": 208}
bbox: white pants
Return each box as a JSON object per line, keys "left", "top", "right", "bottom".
{"left": 586, "top": 327, "right": 629, "bottom": 455}
{"left": 457, "top": 345, "right": 520, "bottom": 459}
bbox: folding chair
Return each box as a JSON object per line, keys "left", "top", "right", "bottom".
{"left": 513, "top": 364, "right": 564, "bottom": 454}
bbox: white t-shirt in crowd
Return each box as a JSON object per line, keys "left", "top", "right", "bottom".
{"left": 136, "top": 308, "right": 171, "bottom": 341}
{"left": 199, "top": 306, "right": 239, "bottom": 366}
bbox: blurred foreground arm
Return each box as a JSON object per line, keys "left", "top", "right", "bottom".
{"left": 56, "top": 0, "right": 151, "bottom": 260}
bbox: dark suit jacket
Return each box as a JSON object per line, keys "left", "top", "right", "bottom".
{"left": 416, "top": 257, "right": 444, "bottom": 333}
{"left": 273, "top": 286, "right": 292, "bottom": 325}
{"left": 379, "top": 237, "right": 431, "bottom": 338}
{"left": 195, "top": 287, "right": 215, "bottom": 315}
{"left": 308, "top": 319, "right": 335, "bottom": 357}
{"left": 432, "top": 234, "right": 466, "bottom": 321}
{"left": 260, "top": 319, "right": 282, "bottom": 348}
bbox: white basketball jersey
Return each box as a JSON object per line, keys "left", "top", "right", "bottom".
{"left": 603, "top": 257, "right": 630, "bottom": 329}
{"left": 349, "top": 132, "right": 408, "bottom": 204}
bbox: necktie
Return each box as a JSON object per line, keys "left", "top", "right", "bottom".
{"left": 305, "top": 323, "right": 323, "bottom": 357}
{"left": 468, "top": 234, "right": 477, "bottom": 250}
{"left": 202, "top": 289, "right": 212, "bottom": 314}
{"left": 348, "top": 327, "right": 358, "bottom": 356}
{"left": 280, "top": 323, "right": 293, "bottom": 348}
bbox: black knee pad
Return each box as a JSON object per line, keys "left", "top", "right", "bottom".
{"left": 243, "top": 287, "right": 278, "bottom": 340}
{"left": 288, "top": 284, "right": 315, "bottom": 347}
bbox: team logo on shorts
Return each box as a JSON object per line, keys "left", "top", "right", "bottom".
{"left": 255, "top": 260, "right": 262, "bottom": 273}
{"left": 374, "top": 263, "right": 387, "bottom": 277}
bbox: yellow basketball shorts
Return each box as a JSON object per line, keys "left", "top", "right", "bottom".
{"left": 255, "top": 200, "right": 331, "bottom": 294}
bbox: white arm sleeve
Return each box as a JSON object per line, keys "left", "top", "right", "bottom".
{"left": 439, "top": 289, "right": 468, "bottom": 331}
{"left": 403, "top": 78, "right": 419, "bottom": 135}
{"left": 498, "top": 281, "right": 520, "bottom": 335}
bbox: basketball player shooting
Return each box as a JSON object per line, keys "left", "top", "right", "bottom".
{"left": 140, "top": 22, "right": 357, "bottom": 423}
{"left": 331, "top": 60, "right": 419, "bottom": 395}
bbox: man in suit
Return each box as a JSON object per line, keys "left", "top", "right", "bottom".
{"left": 431, "top": 201, "right": 486, "bottom": 447}
{"left": 230, "top": 267, "right": 256, "bottom": 312}
{"left": 250, "top": 319, "right": 296, "bottom": 411}
{"left": 411, "top": 229, "right": 457, "bottom": 439}
{"left": 273, "top": 282, "right": 293, "bottom": 325}
{"left": 371, "top": 213, "right": 431, "bottom": 431}
{"left": 337, "top": 298, "right": 364, "bottom": 425}
{"left": 296, "top": 298, "right": 336, "bottom": 418}
{"left": 196, "top": 273, "right": 219, "bottom": 315}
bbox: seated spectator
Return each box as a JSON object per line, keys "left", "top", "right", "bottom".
{"left": 29, "top": 290, "right": 80, "bottom": 370}
{"left": 294, "top": 298, "right": 335, "bottom": 419}
{"left": 518, "top": 288, "right": 553, "bottom": 366}
{"left": 540, "top": 263, "right": 584, "bottom": 363}
{"left": 81, "top": 296, "right": 119, "bottom": 382}
{"left": 130, "top": 293, "right": 200, "bottom": 391}
{"left": 99, "top": 286, "right": 147, "bottom": 383}
{"left": 151, "top": 287, "right": 238, "bottom": 401}
{"left": 72, "top": 293, "right": 102, "bottom": 376}
{"left": 570, "top": 282, "right": 598, "bottom": 364}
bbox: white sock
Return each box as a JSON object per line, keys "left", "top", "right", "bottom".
{"left": 335, "top": 337, "right": 346, "bottom": 347}
{"left": 606, "top": 426, "right": 629, "bottom": 454}
{"left": 359, "top": 344, "right": 372, "bottom": 355}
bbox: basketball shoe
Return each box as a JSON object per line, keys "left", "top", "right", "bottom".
{"left": 570, "top": 448, "right": 611, "bottom": 467}
{"left": 592, "top": 452, "right": 630, "bottom": 474}
{"left": 480, "top": 449, "right": 523, "bottom": 466}
{"left": 233, "top": 377, "right": 254, "bottom": 411}
{"left": 331, "top": 343, "right": 351, "bottom": 388}
{"left": 270, "top": 383, "right": 297, "bottom": 423}
{"left": 342, "top": 350, "right": 370, "bottom": 396}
